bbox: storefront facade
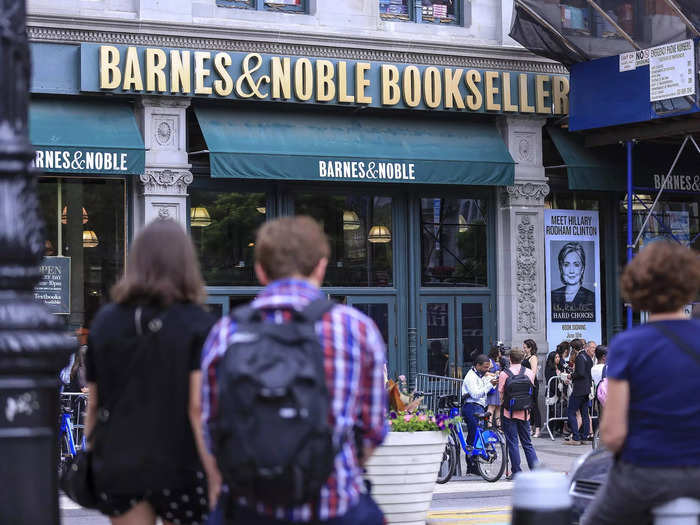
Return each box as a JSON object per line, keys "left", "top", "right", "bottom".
{"left": 27, "top": 11, "right": 568, "bottom": 379}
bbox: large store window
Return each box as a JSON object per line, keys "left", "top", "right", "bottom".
{"left": 216, "top": 0, "right": 306, "bottom": 13}
{"left": 294, "top": 193, "right": 393, "bottom": 287}
{"left": 379, "top": 0, "right": 460, "bottom": 24}
{"left": 421, "top": 197, "right": 488, "bottom": 287}
{"left": 37, "top": 178, "right": 126, "bottom": 331}
{"left": 189, "top": 188, "right": 268, "bottom": 286}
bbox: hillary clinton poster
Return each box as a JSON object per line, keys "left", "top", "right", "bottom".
{"left": 545, "top": 210, "right": 602, "bottom": 352}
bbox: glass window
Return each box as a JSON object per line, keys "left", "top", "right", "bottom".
{"left": 216, "top": 0, "right": 306, "bottom": 13}
{"left": 294, "top": 193, "right": 393, "bottom": 287}
{"left": 37, "top": 178, "right": 126, "bottom": 331}
{"left": 421, "top": 198, "right": 488, "bottom": 287}
{"left": 380, "top": 0, "right": 411, "bottom": 21}
{"left": 189, "top": 188, "right": 267, "bottom": 286}
{"left": 380, "top": 0, "right": 460, "bottom": 24}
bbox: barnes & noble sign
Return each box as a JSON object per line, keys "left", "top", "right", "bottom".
{"left": 80, "top": 43, "right": 569, "bottom": 115}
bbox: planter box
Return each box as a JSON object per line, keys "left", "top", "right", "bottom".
{"left": 365, "top": 431, "right": 446, "bottom": 525}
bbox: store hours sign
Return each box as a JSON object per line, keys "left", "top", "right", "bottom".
{"left": 34, "top": 256, "right": 70, "bottom": 315}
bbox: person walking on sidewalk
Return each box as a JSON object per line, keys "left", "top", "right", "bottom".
{"left": 565, "top": 337, "right": 594, "bottom": 445}
{"left": 84, "top": 219, "right": 217, "bottom": 525}
{"left": 498, "top": 348, "right": 539, "bottom": 479}
{"left": 200, "top": 216, "right": 387, "bottom": 525}
{"left": 462, "top": 354, "right": 500, "bottom": 474}
{"left": 581, "top": 240, "right": 700, "bottom": 525}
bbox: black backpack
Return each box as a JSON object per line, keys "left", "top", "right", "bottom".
{"left": 210, "top": 298, "right": 337, "bottom": 506}
{"left": 503, "top": 367, "right": 533, "bottom": 411}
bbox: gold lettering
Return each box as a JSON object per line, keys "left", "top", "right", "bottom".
{"left": 535, "top": 75, "right": 552, "bottom": 114}
{"left": 355, "top": 62, "right": 372, "bottom": 104}
{"left": 170, "top": 50, "right": 191, "bottom": 94}
{"left": 553, "top": 76, "right": 570, "bottom": 115}
{"left": 145, "top": 48, "right": 167, "bottom": 92}
{"left": 423, "top": 67, "right": 442, "bottom": 109}
{"left": 213, "top": 52, "right": 233, "bottom": 96}
{"left": 337, "top": 62, "right": 355, "bottom": 103}
{"left": 444, "top": 68, "right": 465, "bottom": 109}
{"left": 403, "top": 66, "right": 421, "bottom": 108}
{"left": 122, "top": 47, "right": 143, "bottom": 91}
{"left": 484, "top": 71, "right": 500, "bottom": 111}
{"left": 519, "top": 74, "right": 535, "bottom": 113}
{"left": 465, "top": 70, "right": 482, "bottom": 111}
{"left": 381, "top": 65, "right": 400, "bottom": 105}
{"left": 501, "top": 72, "right": 518, "bottom": 112}
{"left": 194, "top": 51, "right": 212, "bottom": 95}
{"left": 271, "top": 57, "right": 292, "bottom": 99}
{"left": 294, "top": 58, "right": 313, "bottom": 101}
{"left": 316, "top": 60, "right": 335, "bottom": 102}
{"left": 99, "top": 45, "right": 121, "bottom": 90}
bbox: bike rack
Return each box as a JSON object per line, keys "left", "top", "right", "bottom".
{"left": 543, "top": 376, "right": 599, "bottom": 441}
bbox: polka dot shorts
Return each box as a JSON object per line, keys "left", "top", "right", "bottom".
{"left": 96, "top": 470, "right": 210, "bottom": 525}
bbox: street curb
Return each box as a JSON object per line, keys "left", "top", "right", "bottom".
{"left": 432, "top": 489, "right": 512, "bottom": 500}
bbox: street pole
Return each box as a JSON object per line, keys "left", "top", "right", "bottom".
{"left": 0, "top": 1, "right": 76, "bottom": 524}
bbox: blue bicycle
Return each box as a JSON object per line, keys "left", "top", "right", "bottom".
{"left": 58, "top": 394, "right": 87, "bottom": 475}
{"left": 436, "top": 395, "right": 507, "bottom": 483}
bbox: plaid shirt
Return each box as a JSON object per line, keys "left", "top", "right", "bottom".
{"left": 200, "top": 279, "right": 388, "bottom": 521}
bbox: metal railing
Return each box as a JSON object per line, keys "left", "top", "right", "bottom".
{"left": 543, "top": 375, "right": 599, "bottom": 441}
{"left": 415, "top": 373, "right": 463, "bottom": 415}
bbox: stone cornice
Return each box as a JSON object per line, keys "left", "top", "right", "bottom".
{"left": 27, "top": 16, "right": 568, "bottom": 75}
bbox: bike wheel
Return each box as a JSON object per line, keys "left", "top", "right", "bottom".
{"left": 475, "top": 430, "right": 507, "bottom": 482}
{"left": 436, "top": 433, "right": 457, "bottom": 484}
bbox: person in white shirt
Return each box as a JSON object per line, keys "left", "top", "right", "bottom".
{"left": 462, "top": 354, "right": 499, "bottom": 473}
{"left": 591, "top": 345, "right": 607, "bottom": 386}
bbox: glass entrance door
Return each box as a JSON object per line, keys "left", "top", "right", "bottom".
{"left": 331, "top": 296, "right": 398, "bottom": 376}
{"left": 420, "top": 296, "right": 490, "bottom": 378}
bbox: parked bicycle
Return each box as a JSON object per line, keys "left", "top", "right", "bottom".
{"left": 436, "top": 394, "right": 507, "bottom": 483}
{"left": 58, "top": 394, "right": 87, "bottom": 476}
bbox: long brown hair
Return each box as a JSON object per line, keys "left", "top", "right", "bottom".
{"left": 111, "top": 219, "right": 206, "bottom": 307}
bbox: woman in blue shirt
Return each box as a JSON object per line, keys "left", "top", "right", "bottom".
{"left": 581, "top": 241, "right": 700, "bottom": 525}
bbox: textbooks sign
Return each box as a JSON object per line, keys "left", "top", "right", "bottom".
{"left": 34, "top": 256, "right": 70, "bottom": 314}
{"left": 545, "top": 210, "right": 602, "bottom": 351}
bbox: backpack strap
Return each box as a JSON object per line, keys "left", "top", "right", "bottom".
{"left": 298, "top": 298, "right": 335, "bottom": 323}
{"left": 654, "top": 323, "right": 700, "bottom": 368}
{"left": 517, "top": 366, "right": 526, "bottom": 377}
{"left": 503, "top": 368, "right": 514, "bottom": 379}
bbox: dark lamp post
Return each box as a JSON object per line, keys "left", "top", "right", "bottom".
{"left": 0, "top": 1, "right": 76, "bottom": 523}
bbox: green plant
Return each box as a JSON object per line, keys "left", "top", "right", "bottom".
{"left": 388, "top": 411, "right": 460, "bottom": 432}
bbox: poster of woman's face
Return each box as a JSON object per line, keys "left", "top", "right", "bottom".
{"left": 550, "top": 240, "right": 596, "bottom": 322}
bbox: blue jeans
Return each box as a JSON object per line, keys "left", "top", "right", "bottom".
{"left": 502, "top": 416, "right": 539, "bottom": 474}
{"left": 567, "top": 394, "right": 590, "bottom": 441}
{"left": 228, "top": 494, "right": 383, "bottom": 525}
{"left": 460, "top": 402, "right": 482, "bottom": 448}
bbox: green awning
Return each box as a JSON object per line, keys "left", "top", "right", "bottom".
{"left": 547, "top": 127, "right": 625, "bottom": 191}
{"left": 194, "top": 107, "right": 514, "bottom": 186}
{"left": 30, "top": 99, "right": 145, "bottom": 175}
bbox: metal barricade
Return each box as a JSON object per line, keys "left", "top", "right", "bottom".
{"left": 415, "top": 373, "right": 463, "bottom": 415}
{"left": 543, "top": 376, "right": 599, "bottom": 441}
{"left": 60, "top": 392, "right": 88, "bottom": 449}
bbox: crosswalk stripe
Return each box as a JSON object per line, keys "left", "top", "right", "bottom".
{"left": 428, "top": 506, "right": 511, "bottom": 517}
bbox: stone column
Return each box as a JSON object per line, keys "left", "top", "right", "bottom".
{"left": 497, "top": 117, "right": 550, "bottom": 355}
{"left": 134, "top": 97, "right": 193, "bottom": 230}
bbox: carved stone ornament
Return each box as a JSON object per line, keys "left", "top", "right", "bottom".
{"left": 503, "top": 182, "right": 550, "bottom": 207}
{"left": 155, "top": 120, "right": 173, "bottom": 146}
{"left": 515, "top": 215, "right": 537, "bottom": 334}
{"left": 518, "top": 138, "right": 531, "bottom": 162}
{"left": 26, "top": 25, "right": 568, "bottom": 75}
{"left": 157, "top": 207, "right": 170, "bottom": 218}
{"left": 139, "top": 169, "right": 193, "bottom": 195}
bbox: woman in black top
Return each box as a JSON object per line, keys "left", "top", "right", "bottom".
{"left": 521, "top": 339, "right": 541, "bottom": 438}
{"left": 85, "top": 220, "right": 217, "bottom": 525}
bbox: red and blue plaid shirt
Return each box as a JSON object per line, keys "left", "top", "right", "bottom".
{"left": 201, "top": 279, "right": 388, "bottom": 521}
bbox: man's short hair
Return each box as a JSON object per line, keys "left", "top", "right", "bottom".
{"left": 595, "top": 345, "right": 608, "bottom": 361}
{"left": 255, "top": 216, "right": 330, "bottom": 281}
{"left": 474, "top": 354, "right": 490, "bottom": 367}
{"left": 509, "top": 348, "right": 524, "bottom": 364}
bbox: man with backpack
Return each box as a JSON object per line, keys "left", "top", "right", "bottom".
{"left": 498, "top": 347, "right": 539, "bottom": 479}
{"left": 200, "top": 216, "right": 387, "bottom": 525}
